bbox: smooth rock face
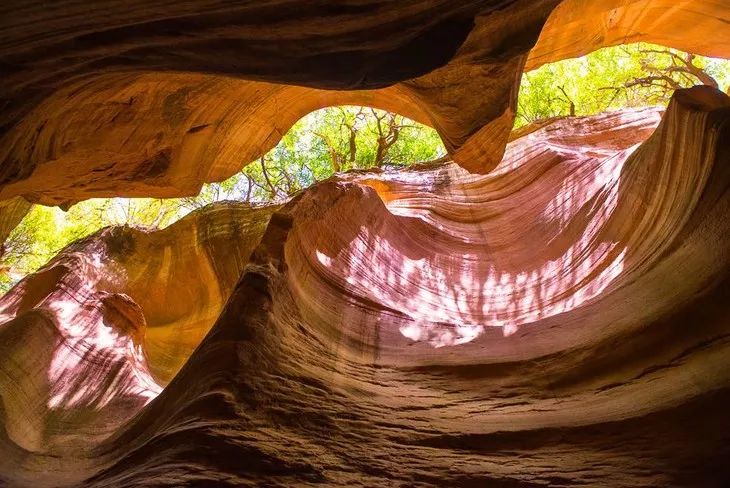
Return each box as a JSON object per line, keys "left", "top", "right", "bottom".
{"left": 1, "top": 0, "right": 729, "bottom": 206}
{"left": 525, "top": 0, "right": 730, "bottom": 70}
{"left": 1, "top": 87, "right": 729, "bottom": 487}
{"left": 0, "top": 1, "right": 730, "bottom": 487}
{"left": 0, "top": 196, "right": 30, "bottom": 248}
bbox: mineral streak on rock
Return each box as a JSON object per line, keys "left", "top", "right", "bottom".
{"left": 1, "top": 1, "right": 730, "bottom": 486}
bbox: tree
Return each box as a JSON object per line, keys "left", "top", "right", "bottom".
{"left": 604, "top": 47, "right": 722, "bottom": 106}
{"left": 193, "top": 106, "right": 445, "bottom": 205}
{"left": 0, "top": 204, "right": 107, "bottom": 292}
{"left": 515, "top": 42, "right": 730, "bottom": 128}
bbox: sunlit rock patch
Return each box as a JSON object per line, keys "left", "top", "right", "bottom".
{"left": 2, "top": 88, "right": 729, "bottom": 486}
{"left": 1, "top": 1, "right": 730, "bottom": 486}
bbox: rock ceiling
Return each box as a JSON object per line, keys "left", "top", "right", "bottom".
{"left": 0, "top": 1, "right": 729, "bottom": 486}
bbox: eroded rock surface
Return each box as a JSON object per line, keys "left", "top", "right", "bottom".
{"left": 1, "top": 0, "right": 729, "bottom": 206}
{"left": 1, "top": 1, "right": 730, "bottom": 486}
{"left": 1, "top": 87, "right": 729, "bottom": 486}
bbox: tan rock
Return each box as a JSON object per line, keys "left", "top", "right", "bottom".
{"left": 1, "top": 88, "right": 728, "bottom": 486}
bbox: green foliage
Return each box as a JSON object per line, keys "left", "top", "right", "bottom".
{"left": 0, "top": 204, "right": 99, "bottom": 292}
{"left": 208, "top": 107, "right": 445, "bottom": 203}
{"left": 3, "top": 43, "right": 728, "bottom": 292}
{"left": 0, "top": 198, "right": 185, "bottom": 292}
{"left": 516, "top": 42, "right": 730, "bottom": 127}
{"left": 0, "top": 108, "right": 444, "bottom": 291}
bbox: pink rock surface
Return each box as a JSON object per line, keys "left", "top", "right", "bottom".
{"left": 1, "top": 2, "right": 730, "bottom": 485}
{"left": 1, "top": 88, "right": 729, "bottom": 486}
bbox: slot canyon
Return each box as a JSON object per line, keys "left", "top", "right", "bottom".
{"left": 1, "top": 1, "right": 729, "bottom": 487}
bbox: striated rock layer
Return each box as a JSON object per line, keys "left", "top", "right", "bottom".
{"left": 1, "top": 0, "right": 729, "bottom": 209}
{"left": 2, "top": 1, "right": 730, "bottom": 486}
{"left": 1, "top": 87, "right": 729, "bottom": 486}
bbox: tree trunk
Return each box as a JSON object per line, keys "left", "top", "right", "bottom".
{"left": 260, "top": 157, "right": 278, "bottom": 199}
{"left": 314, "top": 132, "right": 341, "bottom": 172}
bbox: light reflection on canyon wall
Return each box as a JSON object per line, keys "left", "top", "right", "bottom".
{"left": 309, "top": 110, "right": 666, "bottom": 347}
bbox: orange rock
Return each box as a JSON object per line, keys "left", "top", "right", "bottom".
{"left": 1, "top": 88, "right": 729, "bottom": 486}
{"left": 1, "top": 0, "right": 727, "bottom": 205}
{"left": 1, "top": 1, "right": 730, "bottom": 485}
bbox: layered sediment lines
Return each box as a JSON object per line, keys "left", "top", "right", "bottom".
{"left": 1, "top": 88, "right": 729, "bottom": 486}
{"left": 2, "top": 1, "right": 730, "bottom": 485}
{"left": 0, "top": 203, "right": 274, "bottom": 486}
{"left": 1, "top": 0, "right": 729, "bottom": 210}
{"left": 525, "top": 0, "right": 730, "bottom": 70}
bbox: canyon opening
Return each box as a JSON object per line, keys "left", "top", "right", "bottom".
{"left": 0, "top": 2, "right": 729, "bottom": 487}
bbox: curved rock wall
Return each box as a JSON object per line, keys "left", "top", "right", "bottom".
{"left": 1, "top": 87, "right": 729, "bottom": 486}
{"left": 1, "top": 1, "right": 730, "bottom": 486}
{"left": 0, "top": 196, "right": 31, "bottom": 248}
{"left": 1, "top": 0, "right": 729, "bottom": 208}
{"left": 526, "top": 0, "right": 730, "bottom": 70}
{"left": 88, "top": 88, "right": 730, "bottom": 487}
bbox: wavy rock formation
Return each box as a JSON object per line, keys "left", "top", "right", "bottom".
{"left": 0, "top": 196, "right": 30, "bottom": 248}
{"left": 1, "top": 86, "right": 729, "bottom": 486}
{"left": 1, "top": 0, "right": 729, "bottom": 208}
{"left": 525, "top": 0, "right": 730, "bottom": 70}
{"left": 2, "top": 1, "right": 730, "bottom": 486}
{"left": 0, "top": 202, "right": 274, "bottom": 485}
